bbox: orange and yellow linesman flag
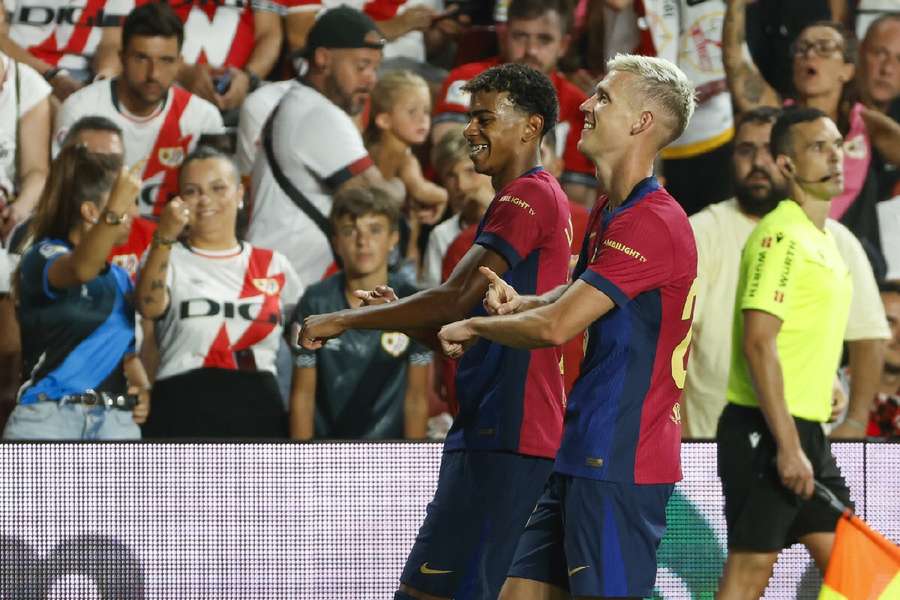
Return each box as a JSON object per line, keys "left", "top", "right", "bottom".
{"left": 819, "top": 511, "right": 900, "bottom": 600}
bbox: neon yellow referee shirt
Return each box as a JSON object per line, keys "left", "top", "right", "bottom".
{"left": 726, "top": 199, "right": 852, "bottom": 423}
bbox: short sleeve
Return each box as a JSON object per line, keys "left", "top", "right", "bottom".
{"left": 19, "top": 240, "right": 71, "bottom": 302}
{"left": 16, "top": 62, "right": 52, "bottom": 117}
{"left": 475, "top": 179, "right": 548, "bottom": 269}
{"left": 197, "top": 100, "right": 226, "bottom": 135}
{"left": 280, "top": 100, "right": 372, "bottom": 188}
{"left": 0, "top": 246, "right": 10, "bottom": 295}
{"left": 738, "top": 228, "right": 797, "bottom": 320}
{"left": 53, "top": 90, "right": 85, "bottom": 157}
{"left": 235, "top": 101, "right": 260, "bottom": 176}
{"left": 409, "top": 343, "right": 433, "bottom": 365}
{"left": 580, "top": 211, "right": 673, "bottom": 306}
{"left": 288, "top": 290, "right": 317, "bottom": 368}
{"left": 276, "top": 0, "right": 321, "bottom": 13}
{"left": 829, "top": 225, "right": 890, "bottom": 340}
{"left": 251, "top": 0, "right": 282, "bottom": 12}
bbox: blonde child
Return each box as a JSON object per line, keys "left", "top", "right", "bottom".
{"left": 367, "top": 70, "right": 448, "bottom": 271}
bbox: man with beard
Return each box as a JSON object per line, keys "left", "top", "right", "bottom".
{"left": 54, "top": 3, "right": 224, "bottom": 219}
{"left": 246, "top": 6, "right": 403, "bottom": 287}
{"left": 683, "top": 106, "right": 889, "bottom": 440}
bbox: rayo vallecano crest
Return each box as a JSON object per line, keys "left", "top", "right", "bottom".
{"left": 381, "top": 332, "right": 410, "bottom": 357}
{"left": 158, "top": 147, "right": 185, "bottom": 168}
{"left": 252, "top": 278, "right": 282, "bottom": 296}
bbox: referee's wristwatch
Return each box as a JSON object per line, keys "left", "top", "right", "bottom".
{"left": 100, "top": 208, "right": 127, "bottom": 226}
{"left": 43, "top": 66, "right": 71, "bottom": 82}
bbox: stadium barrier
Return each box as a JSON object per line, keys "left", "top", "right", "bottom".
{"left": 0, "top": 441, "right": 897, "bottom": 599}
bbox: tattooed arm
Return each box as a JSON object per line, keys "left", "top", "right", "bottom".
{"left": 723, "top": 0, "right": 781, "bottom": 114}
{"left": 135, "top": 198, "right": 190, "bottom": 319}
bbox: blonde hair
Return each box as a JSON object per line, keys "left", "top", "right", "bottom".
{"left": 367, "top": 70, "right": 430, "bottom": 143}
{"left": 606, "top": 54, "right": 696, "bottom": 145}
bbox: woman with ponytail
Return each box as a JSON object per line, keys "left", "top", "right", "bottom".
{"left": 2, "top": 145, "right": 151, "bottom": 439}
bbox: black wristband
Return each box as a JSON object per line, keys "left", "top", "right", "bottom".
{"left": 244, "top": 69, "right": 261, "bottom": 92}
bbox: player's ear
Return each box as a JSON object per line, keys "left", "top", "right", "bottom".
{"left": 523, "top": 113, "right": 544, "bottom": 144}
{"left": 630, "top": 110, "right": 653, "bottom": 136}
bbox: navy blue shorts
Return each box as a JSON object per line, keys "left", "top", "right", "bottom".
{"left": 400, "top": 450, "right": 554, "bottom": 600}
{"left": 507, "top": 473, "right": 674, "bottom": 598}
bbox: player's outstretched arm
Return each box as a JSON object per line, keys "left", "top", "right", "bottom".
{"left": 299, "top": 245, "right": 510, "bottom": 350}
{"left": 439, "top": 280, "right": 613, "bottom": 357}
{"left": 480, "top": 266, "right": 569, "bottom": 316}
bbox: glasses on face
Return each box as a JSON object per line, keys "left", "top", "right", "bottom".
{"left": 791, "top": 38, "right": 845, "bottom": 59}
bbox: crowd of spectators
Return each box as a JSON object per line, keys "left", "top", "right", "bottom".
{"left": 0, "top": 0, "right": 898, "bottom": 441}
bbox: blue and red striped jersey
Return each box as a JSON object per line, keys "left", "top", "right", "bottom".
{"left": 445, "top": 167, "right": 571, "bottom": 459}
{"left": 555, "top": 177, "right": 697, "bottom": 484}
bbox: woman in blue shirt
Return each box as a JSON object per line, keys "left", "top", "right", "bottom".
{"left": 3, "top": 144, "right": 150, "bottom": 439}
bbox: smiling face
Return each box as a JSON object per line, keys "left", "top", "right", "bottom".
{"left": 577, "top": 70, "right": 637, "bottom": 166}
{"left": 791, "top": 25, "right": 855, "bottom": 99}
{"left": 179, "top": 157, "right": 243, "bottom": 242}
{"left": 463, "top": 90, "right": 531, "bottom": 177}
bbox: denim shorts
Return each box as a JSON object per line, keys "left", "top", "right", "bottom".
{"left": 2, "top": 401, "right": 141, "bottom": 440}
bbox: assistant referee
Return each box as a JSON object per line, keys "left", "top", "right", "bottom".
{"left": 716, "top": 107, "right": 856, "bottom": 599}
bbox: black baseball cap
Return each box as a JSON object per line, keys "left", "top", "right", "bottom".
{"left": 304, "top": 6, "right": 385, "bottom": 58}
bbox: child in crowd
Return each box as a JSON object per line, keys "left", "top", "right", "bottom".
{"left": 288, "top": 188, "right": 432, "bottom": 440}
{"left": 366, "top": 70, "right": 448, "bottom": 276}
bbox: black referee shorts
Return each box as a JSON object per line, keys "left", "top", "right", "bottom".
{"left": 716, "top": 404, "right": 852, "bottom": 552}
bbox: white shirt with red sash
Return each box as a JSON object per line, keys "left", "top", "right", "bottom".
{"left": 54, "top": 79, "right": 225, "bottom": 216}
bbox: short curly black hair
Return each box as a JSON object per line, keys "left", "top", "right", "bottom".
{"left": 462, "top": 63, "right": 559, "bottom": 136}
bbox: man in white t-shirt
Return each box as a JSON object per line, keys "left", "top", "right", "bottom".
{"left": 0, "top": 0, "right": 133, "bottom": 100}
{"left": 685, "top": 106, "right": 890, "bottom": 439}
{"left": 0, "top": 38, "right": 51, "bottom": 240}
{"left": 247, "top": 6, "right": 402, "bottom": 287}
{"left": 0, "top": 243, "right": 15, "bottom": 429}
{"left": 236, "top": 79, "right": 293, "bottom": 177}
{"left": 54, "top": 3, "right": 224, "bottom": 218}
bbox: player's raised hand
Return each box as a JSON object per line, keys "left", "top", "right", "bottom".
{"left": 354, "top": 285, "right": 399, "bottom": 306}
{"left": 480, "top": 266, "right": 520, "bottom": 315}
{"left": 299, "top": 313, "right": 345, "bottom": 350}
{"left": 438, "top": 319, "right": 477, "bottom": 359}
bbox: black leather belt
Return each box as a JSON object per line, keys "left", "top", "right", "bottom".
{"left": 56, "top": 389, "right": 139, "bottom": 410}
